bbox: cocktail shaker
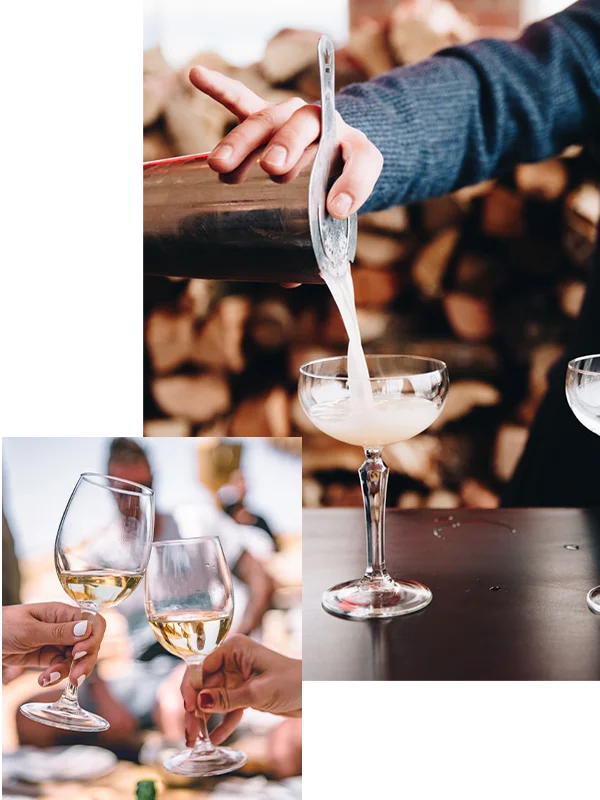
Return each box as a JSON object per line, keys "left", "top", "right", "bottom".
{"left": 143, "top": 36, "right": 357, "bottom": 283}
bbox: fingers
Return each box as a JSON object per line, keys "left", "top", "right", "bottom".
{"left": 185, "top": 709, "right": 200, "bottom": 748}
{"left": 37, "top": 613, "right": 106, "bottom": 687}
{"left": 197, "top": 682, "right": 254, "bottom": 714}
{"left": 326, "top": 127, "right": 384, "bottom": 218}
{"left": 38, "top": 658, "right": 71, "bottom": 688}
{"left": 189, "top": 66, "right": 266, "bottom": 120}
{"left": 259, "top": 104, "right": 321, "bottom": 175}
{"left": 180, "top": 670, "right": 198, "bottom": 715}
{"left": 208, "top": 97, "right": 306, "bottom": 173}
{"left": 209, "top": 709, "right": 244, "bottom": 745}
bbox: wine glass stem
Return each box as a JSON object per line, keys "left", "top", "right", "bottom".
{"left": 360, "top": 448, "right": 389, "bottom": 579}
{"left": 187, "top": 661, "right": 216, "bottom": 756}
{"left": 51, "top": 609, "right": 96, "bottom": 712}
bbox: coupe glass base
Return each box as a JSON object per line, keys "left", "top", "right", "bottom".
{"left": 322, "top": 573, "right": 432, "bottom": 619}
{"left": 163, "top": 746, "right": 248, "bottom": 777}
{"left": 19, "top": 701, "right": 110, "bottom": 732}
{"left": 587, "top": 585, "right": 600, "bottom": 614}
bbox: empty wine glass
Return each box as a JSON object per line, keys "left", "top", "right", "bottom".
{"left": 145, "top": 537, "right": 247, "bottom": 777}
{"left": 299, "top": 354, "right": 449, "bottom": 619}
{"left": 20, "top": 473, "right": 155, "bottom": 731}
{"left": 566, "top": 354, "right": 600, "bottom": 613}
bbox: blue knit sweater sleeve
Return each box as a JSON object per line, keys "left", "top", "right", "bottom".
{"left": 335, "top": 0, "right": 600, "bottom": 212}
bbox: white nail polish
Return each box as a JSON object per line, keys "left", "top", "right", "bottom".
{"left": 47, "top": 672, "right": 61, "bottom": 685}
{"left": 73, "top": 621, "right": 88, "bottom": 637}
{"left": 73, "top": 651, "right": 87, "bottom": 660}
{"left": 77, "top": 675, "right": 86, "bottom": 687}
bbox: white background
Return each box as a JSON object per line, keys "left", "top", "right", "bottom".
{"left": 1, "top": 1, "right": 598, "bottom": 796}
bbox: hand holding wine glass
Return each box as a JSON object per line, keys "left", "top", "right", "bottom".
{"left": 2, "top": 602, "right": 106, "bottom": 688}
{"left": 19, "top": 473, "right": 154, "bottom": 732}
{"left": 181, "top": 634, "right": 302, "bottom": 748}
{"left": 145, "top": 536, "right": 247, "bottom": 777}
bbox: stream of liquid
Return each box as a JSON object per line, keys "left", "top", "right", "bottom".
{"left": 312, "top": 267, "right": 440, "bottom": 447}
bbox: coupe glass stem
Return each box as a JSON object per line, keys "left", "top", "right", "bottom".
{"left": 49, "top": 609, "right": 96, "bottom": 714}
{"left": 187, "top": 661, "right": 216, "bottom": 756}
{"left": 360, "top": 448, "right": 389, "bottom": 579}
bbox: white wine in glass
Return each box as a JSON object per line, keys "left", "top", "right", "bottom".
{"left": 566, "top": 354, "right": 600, "bottom": 613}
{"left": 19, "top": 472, "right": 155, "bottom": 732}
{"left": 145, "top": 537, "right": 247, "bottom": 777}
{"left": 299, "top": 354, "right": 449, "bottom": 619}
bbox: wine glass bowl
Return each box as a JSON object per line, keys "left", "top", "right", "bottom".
{"left": 20, "top": 473, "right": 154, "bottom": 732}
{"left": 145, "top": 537, "right": 247, "bottom": 777}
{"left": 566, "top": 354, "right": 600, "bottom": 614}
{"left": 299, "top": 355, "right": 449, "bottom": 619}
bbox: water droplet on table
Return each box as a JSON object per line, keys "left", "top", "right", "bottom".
{"left": 489, "top": 585, "right": 502, "bottom": 592}
{"left": 563, "top": 544, "right": 579, "bottom": 551}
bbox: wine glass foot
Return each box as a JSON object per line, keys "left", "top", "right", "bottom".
{"left": 163, "top": 746, "right": 247, "bottom": 777}
{"left": 322, "top": 573, "right": 432, "bottom": 620}
{"left": 19, "top": 702, "right": 110, "bottom": 732}
{"left": 587, "top": 585, "right": 600, "bottom": 614}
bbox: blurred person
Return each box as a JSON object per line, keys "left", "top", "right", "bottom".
{"left": 181, "top": 634, "right": 302, "bottom": 777}
{"left": 17, "top": 438, "right": 274, "bottom": 753}
{"left": 218, "top": 469, "right": 279, "bottom": 551}
{"left": 190, "top": 0, "right": 600, "bottom": 507}
{"left": 3, "top": 510, "right": 22, "bottom": 607}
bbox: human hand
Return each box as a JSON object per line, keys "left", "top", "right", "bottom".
{"left": 181, "top": 634, "right": 301, "bottom": 747}
{"left": 2, "top": 603, "right": 106, "bottom": 689}
{"left": 189, "top": 66, "right": 383, "bottom": 220}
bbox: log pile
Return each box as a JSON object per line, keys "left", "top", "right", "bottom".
{"left": 143, "top": 0, "right": 599, "bottom": 510}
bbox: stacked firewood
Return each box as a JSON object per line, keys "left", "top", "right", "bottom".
{"left": 143, "top": 0, "right": 599, "bottom": 509}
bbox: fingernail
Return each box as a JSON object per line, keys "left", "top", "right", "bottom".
{"left": 329, "top": 192, "right": 353, "bottom": 216}
{"left": 73, "top": 651, "right": 87, "bottom": 660}
{"left": 73, "top": 620, "right": 89, "bottom": 637}
{"left": 43, "top": 672, "right": 62, "bottom": 686}
{"left": 199, "top": 692, "right": 214, "bottom": 709}
{"left": 262, "top": 145, "right": 287, "bottom": 167}
{"left": 210, "top": 144, "right": 233, "bottom": 162}
{"left": 77, "top": 675, "right": 86, "bottom": 687}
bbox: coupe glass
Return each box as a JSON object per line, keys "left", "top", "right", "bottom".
{"left": 299, "top": 354, "right": 449, "bottom": 619}
{"left": 566, "top": 354, "right": 600, "bottom": 613}
{"left": 20, "top": 473, "right": 155, "bottom": 731}
{"left": 145, "top": 537, "right": 247, "bottom": 777}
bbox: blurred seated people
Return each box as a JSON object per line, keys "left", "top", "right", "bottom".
{"left": 181, "top": 634, "right": 302, "bottom": 777}
{"left": 17, "top": 438, "right": 274, "bottom": 754}
{"left": 218, "top": 470, "right": 279, "bottom": 551}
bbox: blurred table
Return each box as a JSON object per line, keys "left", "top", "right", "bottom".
{"left": 303, "top": 508, "right": 600, "bottom": 680}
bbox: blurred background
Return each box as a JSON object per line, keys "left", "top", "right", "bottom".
{"left": 143, "top": 0, "right": 597, "bottom": 513}
{"left": 3, "top": 436, "right": 302, "bottom": 798}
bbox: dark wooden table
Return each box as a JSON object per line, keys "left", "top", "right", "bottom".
{"left": 303, "top": 508, "right": 600, "bottom": 680}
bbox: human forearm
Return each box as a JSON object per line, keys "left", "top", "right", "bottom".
{"left": 336, "top": 0, "right": 600, "bottom": 211}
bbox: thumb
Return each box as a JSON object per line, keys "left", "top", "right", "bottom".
{"left": 198, "top": 683, "right": 255, "bottom": 714}
{"left": 32, "top": 616, "right": 92, "bottom": 648}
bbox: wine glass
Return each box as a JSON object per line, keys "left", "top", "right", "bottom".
{"left": 566, "top": 354, "right": 600, "bottom": 613}
{"left": 145, "top": 537, "right": 247, "bottom": 777}
{"left": 20, "top": 472, "right": 155, "bottom": 731}
{"left": 299, "top": 354, "right": 449, "bottom": 619}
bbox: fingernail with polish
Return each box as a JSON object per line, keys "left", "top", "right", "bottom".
{"left": 77, "top": 675, "right": 86, "bottom": 687}
{"left": 262, "top": 145, "right": 287, "bottom": 167}
{"left": 210, "top": 144, "right": 233, "bottom": 162}
{"left": 73, "top": 620, "right": 88, "bottom": 637}
{"left": 330, "top": 192, "right": 353, "bottom": 216}
{"left": 43, "top": 671, "right": 62, "bottom": 686}
{"left": 199, "top": 692, "right": 214, "bottom": 709}
{"left": 73, "top": 651, "right": 87, "bottom": 660}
